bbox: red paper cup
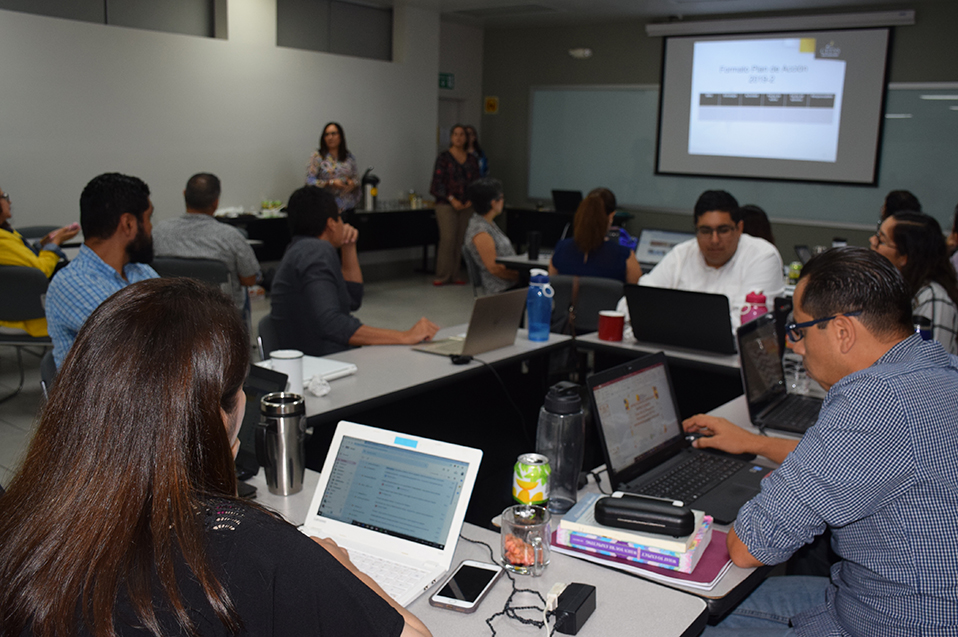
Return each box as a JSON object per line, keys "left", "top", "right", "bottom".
{"left": 597, "top": 311, "right": 625, "bottom": 341}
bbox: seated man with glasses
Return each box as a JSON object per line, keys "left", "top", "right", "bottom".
{"left": 269, "top": 186, "right": 439, "bottom": 357}
{"left": 684, "top": 247, "right": 958, "bottom": 637}
{"left": 618, "top": 190, "right": 783, "bottom": 333}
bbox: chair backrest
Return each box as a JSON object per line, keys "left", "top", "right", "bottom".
{"left": 257, "top": 314, "right": 280, "bottom": 360}
{"left": 0, "top": 265, "right": 49, "bottom": 322}
{"left": 40, "top": 349, "right": 57, "bottom": 399}
{"left": 550, "top": 274, "right": 624, "bottom": 334}
{"left": 151, "top": 257, "right": 232, "bottom": 296}
{"left": 14, "top": 225, "right": 60, "bottom": 241}
{"left": 461, "top": 249, "right": 485, "bottom": 297}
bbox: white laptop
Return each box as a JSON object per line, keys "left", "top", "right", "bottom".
{"left": 256, "top": 355, "right": 358, "bottom": 385}
{"left": 302, "top": 422, "right": 483, "bottom": 607}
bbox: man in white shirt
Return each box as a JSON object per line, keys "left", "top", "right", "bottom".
{"left": 618, "top": 190, "right": 784, "bottom": 336}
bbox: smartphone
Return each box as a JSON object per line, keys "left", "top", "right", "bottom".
{"left": 428, "top": 560, "right": 503, "bottom": 613}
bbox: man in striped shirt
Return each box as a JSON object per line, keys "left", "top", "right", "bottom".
{"left": 46, "top": 173, "right": 159, "bottom": 367}
{"left": 686, "top": 247, "right": 958, "bottom": 636}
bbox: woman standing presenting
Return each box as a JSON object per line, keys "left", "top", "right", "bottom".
{"left": 306, "top": 122, "right": 361, "bottom": 213}
{"left": 429, "top": 124, "right": 481, "bottom": 286}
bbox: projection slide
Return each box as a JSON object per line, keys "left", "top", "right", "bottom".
{"left": 689, "top": 38, "right": 846, "bottom": 162}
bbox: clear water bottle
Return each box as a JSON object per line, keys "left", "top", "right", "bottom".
{"left": 527, "top": 268, "right": 554, "bottom": 342}
{"left": 740, "top": 290, "right": 768, "bottom": 325}
{"left": 535, "top": 381, "right": 585, "bottom": 514}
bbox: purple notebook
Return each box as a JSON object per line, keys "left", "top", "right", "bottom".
{"left": 552, "top": 529, "right": 733, "bottom": 590}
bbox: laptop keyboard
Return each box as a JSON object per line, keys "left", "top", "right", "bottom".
{"left": 765, "top": 396, "right": 821, "bottom": 433}
{"left": 348, "top": 548, "right": 429, "bottom": 600}
{"left": 634, "top": 453, "right": 743, "bottom": 504}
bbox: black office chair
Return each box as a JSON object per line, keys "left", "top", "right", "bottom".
{"left": 257, "top": 314, "right": 280, "bottom": 361}
{"left": 0, "top": 265, "right": 54, "bottom": 403}
{"left": 550, "top": 274, "right": 624, "bottom": 335}
{"left": 40, "top": 349, "right": 57, "bottom": 400}
{"left": 462, "top": 250, "right": 485, "bottom": 297}
{"left": 151, "top": 257, "right": 232, "bottom": 297}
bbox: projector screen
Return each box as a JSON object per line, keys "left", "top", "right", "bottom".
{"left": 657, "top": 28, "right": 890, "bottom": 184}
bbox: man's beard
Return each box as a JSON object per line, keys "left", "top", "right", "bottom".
{"left": 126, "top": 222, "right": 154, "bottom": 264}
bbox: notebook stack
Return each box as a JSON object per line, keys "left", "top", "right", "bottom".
{"left": 552, "top": 493, "right": 733, "bottom": 591}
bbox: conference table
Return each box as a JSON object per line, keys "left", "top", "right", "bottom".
{"left": 248, "top": 393, "right": 792, "bottom": 635}
{"left": 248, "top": 469, "right": 710, "bottom": 637}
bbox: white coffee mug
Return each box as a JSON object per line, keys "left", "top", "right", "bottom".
{"left": 269, "top": 349, "right": 304, "bottom": 393}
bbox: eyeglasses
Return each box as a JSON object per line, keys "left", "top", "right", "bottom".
{"left": 696, "top": 225, "right": 736, "bottom": 237}
{"left": 324, "top": 131, "right": 340, "bottom": 137}
{"left": 0, "top": 192, "right": 9, "bottom": 202}
{"left": 785, "top": 310, "right": 862, "bottom": 343}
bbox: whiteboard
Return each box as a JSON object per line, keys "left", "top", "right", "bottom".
{"left": 528, "top": 85, "right": 958, "bottom": 227}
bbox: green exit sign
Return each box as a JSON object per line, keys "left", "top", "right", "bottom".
{"left": 439, "top": 73, "right": 455, "bottom": 90}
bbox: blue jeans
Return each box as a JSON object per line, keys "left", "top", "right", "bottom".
{"left": 702, "top": 576, "right": 831, "bottom": 637}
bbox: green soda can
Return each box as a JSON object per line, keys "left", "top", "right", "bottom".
{"left": 512, "top": 453, "right": 551, "bottom": 505}
{"left": 788, "top": 261, "right": 802, "bottom": 285}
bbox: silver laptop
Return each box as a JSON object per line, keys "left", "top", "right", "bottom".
{"left": 635, "top": 228, "right": 695, "bottom": 271}
{"left": 414, "top": 288, "right": 527, "bottom": 357}
{"left": 302, "top": 422, "right": 483, "bottom": 607}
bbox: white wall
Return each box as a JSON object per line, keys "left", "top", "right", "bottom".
{"left": 0, "top": 0, "right": 440, "bottom": 226}
{"left": 438, "top": 19, "right": 484, "bottom": 133}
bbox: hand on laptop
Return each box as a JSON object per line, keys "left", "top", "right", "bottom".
{"left": 405, "top": 317, "right": 440, "bottom": 344}
{"left": 310, "top": 536, "right": 434, "bottom": 637}
{"left": 683, "top": 414, "right": 799, "bottom": 464}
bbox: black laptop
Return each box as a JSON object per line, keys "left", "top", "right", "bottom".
{"left": 624, "top": 285, "right": 737, "bottom": 355}
{"left": 737, "top": 313, "right": 822, "bottom": 435}
{"left": 552, "top": 189, "right": 583, "bottom": 213}
{"left": 588, "top": 353, "right": 768, "bottom": 524}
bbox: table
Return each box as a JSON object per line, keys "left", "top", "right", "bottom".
{"left": 248, "top": 469, "right": 709, "bottom": 637}
{"left": 301, "top": 326, "right": 573, "bottom": 526}
{"left": 343, "top": 206, "right": 438, "bottom": 272}
{"left": 215, "top": 214, "right": 291, "bottom": 261}
{"left": 215, "top": 206, "right": 438, "bottom": 267}
{"left": 496, "top": 252, "right": 553, "bottom": 273}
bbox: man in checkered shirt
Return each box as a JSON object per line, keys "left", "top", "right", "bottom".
{"left": 685, "top": 247, "right": 958, "bottom": 636}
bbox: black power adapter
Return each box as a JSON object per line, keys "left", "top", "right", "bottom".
{"left": 554, "top": 583, "right": 597, "bottom": 635}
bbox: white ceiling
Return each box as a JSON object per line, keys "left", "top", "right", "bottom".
{"left": 408, "top": 0, "right": 941, "bottom": 27}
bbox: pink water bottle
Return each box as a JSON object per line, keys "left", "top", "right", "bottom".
{"left": 740, "top": 291, "right": 768, "bottom": 324}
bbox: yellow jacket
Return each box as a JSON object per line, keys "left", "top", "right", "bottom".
{"left": 0, "top": 227, "right": 60, "bottom": 336}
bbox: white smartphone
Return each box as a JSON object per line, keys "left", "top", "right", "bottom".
{"left": 428, "top": 559, "right": 504, "bottom": 613}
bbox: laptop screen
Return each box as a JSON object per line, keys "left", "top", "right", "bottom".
{"left": 738, "top": 315, "right": 787, "bottom": 405}
{"left": 635, "top": 229, "right": 695, "bottom": 265}
{"left": 317, "top": 436, "right": 469, "bottom": 550}
{"left": 591, "top": 361, "right": 682, "bottom": 476}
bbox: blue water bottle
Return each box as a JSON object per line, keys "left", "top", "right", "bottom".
{"left": 527, "top": 268, "right": 554, "bottom": 342}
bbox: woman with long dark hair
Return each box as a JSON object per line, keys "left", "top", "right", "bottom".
{"left": 872, "top": 210, "right": 958, "bottom": 353}
{"left": 306, "top": 121, "right": 361, "bottom": 212}
{"left": 548, "top": 194, "right": 641, "bottom": 283}
{"left": 429, "top": 124, "right": 481, "bottom": 286}
{"left": 0, "top": 278, "right": 430, "bottom": 637}
{"left": 464, "top": 125, "right": 488, "bottom": 177}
